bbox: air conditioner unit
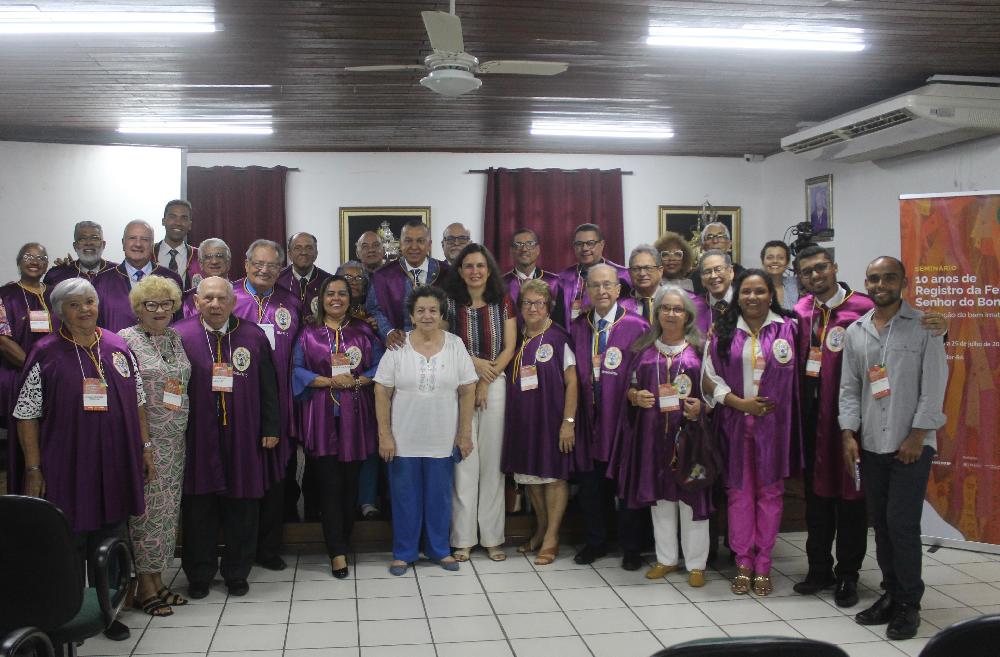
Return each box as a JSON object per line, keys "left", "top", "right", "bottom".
{"left": 780, "top": 76, "right": 1000, "bottom": 162}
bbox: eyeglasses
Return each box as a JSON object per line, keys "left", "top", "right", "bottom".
{"left": 660, "top": 250, "right": 684, "bottom": 260}
{"left": 249, "top": 261, "right": 280, "bottom": 272}
{"left": 511, "top": 240, "right": 539, "bottom": 249}
{"left": 341, "top": 274, "right": 365, "bottom": 283}
{"left": 586, "top": 281, "right": 619, "bottom": 291}
{"left": 520, "top": 300, "right": 548, "bottom": 310}
{"left": 658, "top": 305, "right": 687, "bottom": 316}
{"left": 799, "top": 261, "right": 832, "bottom": 278}
{"left": 142, "top": 300, "right": 175, "bottom": 312}
{"left": 442, "top": 235, "right": 471, "bottom": 245}
{"left": 202, "top": 253, "right": 228, "bottom": 261}
{"left": 573, "top": 240, "right": 601, "bottom": 250}
{"left": 20, "top": 254, "right": 48, "bottom": 263}
{"left": 629, "top": 265, "right": 661, "bottom": 274}
{"left": 703, "top": 233, "right": 729, "bottom": 243}
{"left": 701, "top": 265, "right": 731, "bottom": 276}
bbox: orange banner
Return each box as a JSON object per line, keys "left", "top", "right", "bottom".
{"left": 900, "top": 192, "right": 1000, "bottom": 545}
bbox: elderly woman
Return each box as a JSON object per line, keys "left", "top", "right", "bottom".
{"left": 654, "top": 231, "right": 695, "bottom": 291}
{"left": 760, "top": 240, "right": 799, "bottom": 310}
{"left": 703, "top": 269, "right": 801, "bottom": 596}
{"left": 618, "top": 286, "right": 711, "bottom": 587}
{"left": 118, "top": 275, "right": 191, "bottom": 616}
{"left": 294, "top": 275, "right": 382, "bottom": 578}
{"left": 501, "top": 279, "right": 578, "bottom": 566}
{"left": 374, "top": 286, "right": 477, "bottom": 575}
{"left": 445, "top": 243, "right": 516, "bottom": 562}
{"left": 10, "top": 277, "right": 152, "bottom": 640}
{"left": 182, "top": 238, "right": 231, "bottom": 318}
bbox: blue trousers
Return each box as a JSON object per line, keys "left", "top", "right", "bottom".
{"left": 358, "top": 452, "right": 380, "bottom": 507}
{"left": 388, "top": 456, "right": 454, "bottom": 562}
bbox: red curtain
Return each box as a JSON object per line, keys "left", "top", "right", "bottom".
{"left": 186, "top": 166, "right": 289, "bottom": 269}
{"left": 483, "top": 168, "right": 625, "bottom": 273}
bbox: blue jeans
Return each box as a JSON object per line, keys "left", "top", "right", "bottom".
{"left": 387, "top": 456, "right": 454, "bottom": 562}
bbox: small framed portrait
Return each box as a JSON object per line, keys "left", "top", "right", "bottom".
{"left": 339, "top": 206, "right": 431, "bottom": 263}
{"left": 658, "top": 205, "right": 742, "bottom": 262}
{"left": 805, "top": 174, "right": 833, "bottom": 240}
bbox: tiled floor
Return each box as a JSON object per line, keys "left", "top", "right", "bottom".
{"left": 81, "top": 530, "right": 1000, "bottom": 657}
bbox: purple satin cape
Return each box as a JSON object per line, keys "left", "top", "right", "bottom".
{"left": 93, "top": 265, "right": 184, "bottom": 333}
{"left": 370, "top": 259, "right": 449, "bottom": 331}
{"left": 277, "top": 265, "right": 333, "bottom": 317}
{"left": 619, "top": 290, "right": 708, "bottom": 335}
{"left": 43, "top": 259, "right": 117, "bottom": 286}
{"left": 0, "top": 282, "right": 57, "bottom": 421}
{"left": 556, "top": 260, "right": 631, "bottom": 328}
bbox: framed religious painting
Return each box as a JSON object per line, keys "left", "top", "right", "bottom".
{"left": 658, "top": 205, "right": 742, "bottom": 262}
{"left": 805, "top": 174, "right": 833, "bottom": 240}
{"left": 339, "top": 206, "right": 431, "bottom": 263}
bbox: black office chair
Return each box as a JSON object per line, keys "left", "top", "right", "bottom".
{"left": 0, "top": 495, "right": 131, "bottom": 657}
{"left": 2, "top": 628, "right": 55, "bottom": 657}
{"left": 919, "top": 613, "right": 1000, "bottom": 657}
{"left": 653, "top": 636, "right": 849, "bottom": 657}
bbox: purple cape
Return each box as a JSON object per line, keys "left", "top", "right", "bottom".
{"left": 570, "top": 307, "right": 649, "bottom": 468}
{"left": 93, "top": 264, "right": 184, "bottom": 333}
{"left": 709, "top": 318, "right": 803, "bottom": 490}
{"left": 369, "top": 258, "right": 449, "bottom": 331}
{"left": 154, "top": 241, "right": 202, "bottom": 289}
{"left": 621, "top": 291, "right": 710, "bottom": 337}
{"left": 795, "top": 286, "right": 874, "bottom": 500}
{"left": 501, "top": 323, "right": 578, "bottom": 479}
{"left": 8, "top": 330, "right": 146, "bottom": 532}
{"left": 611, "top": 344, "right": 712, "bottom": 518}
{"left": 556, "top": 259, "right": 631, "bottom": 328}
{"left": 297, "top": 321, "right": 378, "bottom": 460}
{"left": 176, "top": 315, "right": 273, "bottom": 498}
{"left": 0, "top": 282, "right": 57, "bottom": 420}
{"left": 43, "top": 259, "right": 117, "bottom": 286}
{"left": 181, "top": 288, "right": 199, "bottom": 319}
{"left": 277, "top": 265, "right": 333, "bottom": 318}
{"left": 502, "top": 269, "right": 561, "bottom": 306}
{"left": 233, "top": 279, "right": 302, "bottom": 482}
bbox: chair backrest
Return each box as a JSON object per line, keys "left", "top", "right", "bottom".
{"left": 0, "top": 496, "right": 82, "bottom": 635}
{"left": 654, "top": 636, "right": 849, "bottom": 657}
{"left": 919, "top": 613, "right": 1000, "bottom": 657}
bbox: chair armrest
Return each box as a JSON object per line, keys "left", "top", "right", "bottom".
{"left": 93, "top": 537, "right": 132, "bottom": 628}
{"left": 2, "top": 627, "right": 55, "bottom": 657}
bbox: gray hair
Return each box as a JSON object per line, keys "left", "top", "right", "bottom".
{"left": 122, "top": 219, "right": 154, "bottom": 238}
{"left": 73, "top": 221, "right": 103, "bottom": 240}
{"left": 337, "top": 260, "right": 369, "bottom": 280}
{"left": 51, "top": 277, "right": 98, "bottom": 320}
{"left": 698, "top": 249, "right": 732, "bottom": 273}
{"left": 586, "top": 262, "right": 618, "bottom": 282}
{"left": 631, "top": 285, "right": 704, "bottom": 353}
{"left": 629, "top": 244, "right": 662, "bottom": 267}
{"left": 198, "top": 237, "right": 231, "bottom": 262}
{"left": 356, "top": 231, "right": 382, "bottom": 246}
{"left": 700, "top": 222, "right": 731, "bottom": 245}
{"left": 245, "top": 238, "right": 284, "bottom": 263}
{"left": 196, "top": 276, "right": 235, "bottom": 297}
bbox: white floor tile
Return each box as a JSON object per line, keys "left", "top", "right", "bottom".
{"left": 760, "top": 595, "right": 843, "bottom": 620}
{"left": 248, "top": 565, "right": 296, "bottom": 582}
{"left": 488, "top": 590, "right": 560, "bottom": 615}
{"left": 290, "top": 598, "right": 358, "bottom": 623}
{"left": 551, "top": 586, "right": 625, "bottom": 610}
{"left": 632, "top": 603, "right": 715, "bottom": 630}
{"left": 413, "top": 560, "right": 474, "bottom": 577}
{"left": 953, "top": 561, "right": 1000, "bottom": 582}
{"left": 913, "top": 586, "right": 968, "bottom": 610}
{"left": 925, "top": 548, "right": 994, "bottom": 565}
{"left": 360, "top": 645, "right": 433, "bottom": 657}
{"left": 357, "top": 618, "right": 431, "bottom": 647}
{"left": 539, "top": 569, "right": 607, "bottom": 590}
{"left": 722, "top": 620, "right": 802, "bottom": 638}
{"left": 147, "top": 601, "right": 224, "bottom": 627}
{"left": 472, "top": 554, "right": 536, "bottom": 574}
{"left": 77, "top": 632, "right": 141, "bottom": 656}
{"left": 678, "top": 577, "right": 739, "bottom": 602}
{"left": 770, "top": 556, "right": 811, "bottom": 577}
{"left": 787, "top": 615, "right": 884, "bottom": 644}
{"left": 920, "top": 606, "right": 987, "bottom": 628}
{"left": 296, "top": 560, "right": 345, "bottom": 581}
{"left": 132, "top": 626, "right": 215, "bottom": 654}
{"left": 509, "top": 635, "right": 591, "bottom": 657}
{"left": 236, "top": 581, "right": 294, "bottom": 602}
{"left": 920, "top": 564, "right": 979, "bottom": 585}
{"left": 499, "top": 611, "right": 576, "bottom": 639}
{"left": 417, "top": 573, "right": 483, "bottom": 596}
{"left": 210, "top": 623, "right": 287, "bottom": 652}
{"left": 119, "top": 607, "right": 153, "bottom": 630}
{"left": 652, "top": 625, "right": 728, "bottom": 647}
{"left": 529, "top": 552, "right": 591, "bottom": 571}
{"left": 284, "top": 650, "right": 359, "bottom": 657}
{"left": 357, "top": 595, "right": 426, "bottom": 620}
{"left": 422, "top": 592, "right": 493, "bottom": 618}
{"left": 435, "top": 640, "right": 513, "bottom": 657}
{"left": 695, "top": 599, "right": 778, "bottom": 625}
{"left": 219, "top": 600, "right": 290, "bottom": 625}
{"left": 614, "top": 583, "right": 689, "bottom": 607}
{"left": 429, "top": 615, "right": 505, "bottom": 642}
{"left": 595, "top": 567, "right": 660, "bottom": 587}
{"left": 480, "top": 572, "right": 546, "bottom": 593}
{"left": 285, "top": 620, "right": 360, "bottom": 649}
{"left": 894, "top": 636, "right": 931, "bottom": 657}
{"left": 583, "top": 630, "right": 663, "bottom": 657}
{"left": 208, "top": 651, "right": 283, "bottom": 657}
{"left": 934, "top": 582, "right": 1000, "bottom": 606}
{"left": 356, "top": 577, "right": 419, "bottom": 599}
{"left": 354, "top": 562, "right": 412, "bottom": 579}
{"left": 293, "top": 578, "right": 357, "bottom": 600}
{"left": 566, "top": 607, "right": 645, "bottom": 634}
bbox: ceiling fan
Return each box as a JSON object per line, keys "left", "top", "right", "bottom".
{"left": 344, "top": 1, "right": 569, "bottom": 97}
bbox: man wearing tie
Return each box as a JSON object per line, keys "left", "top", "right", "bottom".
{"left": 277, "top": 232, "right": 332, "bottom": 316}
{"left": 621, "top": 245, "right": 712, "bottom": 336}
{"left": 154, "top": 200, "right": 202, "bottom": 289}
{"left": 699, "top": 250, "right": 735, "bottom": 324}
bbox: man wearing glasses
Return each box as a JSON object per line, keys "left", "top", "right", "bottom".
{"left": 277, "top": 232, "right": 332, "bottom": 316}
{"left": 698, "top": 249, "right": 736, "bottom": 324}
{"left": 691, "top": 222, "right": 744, "bottom": 295}
{"left": 94, "top": 220, "right": 183, "bottom": 332}
{"left": 441, "top": 222, "right": 472, "bottom": 265}
{"left": 45, "top": 220, "right": 118, "bottom": 286}
{"left": 154, "top": 199, "right": 202, "bottom": 289}
{"left": 502, "top": 228, "right": 562, "bottom": 323}
{"left": 557, "top": 223, "right": 630, "bottom": 327}
{"left": 233, "top": 239, "right": 303, "bottom": 573}
{"left": 621, "top": 245, "right": 711, "bottom": 336}
{"left": 182, "top": 238, "right": 232, "bottom": 318}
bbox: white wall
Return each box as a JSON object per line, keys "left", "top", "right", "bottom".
{"left": 187, "top": 151, "right": 768, "bottom": 273}
{"left": 0, "top": 141, "right": 183, "bottom": 281}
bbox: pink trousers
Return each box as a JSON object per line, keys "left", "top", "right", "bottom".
{"left": 727, "top": 418, "right": 784, "bottom": 574}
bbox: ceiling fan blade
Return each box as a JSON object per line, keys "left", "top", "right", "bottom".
{"left": 421, "top": 10, "right": 464, "bottom": 54}
{"left": 478, "top": 60, "right": 569, "bottom": 75}
{"left": 344, "top": 64, "right": 427, "bottom": 72}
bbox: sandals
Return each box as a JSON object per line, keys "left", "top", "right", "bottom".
{"left": 731, "top": 565, "right": 752, "bottom": 595}
{"left": 452, "top": 547, "right": 471, "bottom": 562}
{"left": 486, "top": 546, "right": 507, "bottom": 562}
{"left": 534, "top": 547, "right": 559, "bottom": 566}
{"left": 752, "top": 573, "right": 773, "bottom": 596}
{"left": 156, "top": 587, "right": 188, "bottom": 606}
{"left": 517, "top": 538, "right": 542, "bottom": 555}
{"left": 135, "top": 594, "right": 173, "bottom": 617}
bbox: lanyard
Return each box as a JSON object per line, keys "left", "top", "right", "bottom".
{"left": 203, "top": 324, "right": 234, "bottom": 363}
{"left": 749, "top": 327, "right": 763, "bottom": 371}
{"left": 588, "top": 311, "right": 624, "bottom": 356}
{"left": 512, "top": 319, "right": 550, "bottom": 381}
{"left": 245, "top": 280, "right": 273, "bottom": 322}
{"left": 325, "top": 318, "right": 352, "bottom": 354}
{"left": 61, "top": 327, "right": 104, "bottom": 383}
{"left": 19, "top": 282, "right": 49, "bottom": 313}
{"left": 655, "top": 341, "right": 688, "bottom": 388}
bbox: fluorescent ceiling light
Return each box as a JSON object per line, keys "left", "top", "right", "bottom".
{"left": 0, "top": 7, "right": 216, "bottom": 34}
{"left": 118, "top": 117, "right": 272, "bottom": 136}
{"left": 163, "top": 84, "right": 273, "bottom": 89}
{"left": 647, "top": 24, "right": 865, "bottom": 52}
{"left": 530, "top": 120, "right": 673, "bottom": 139}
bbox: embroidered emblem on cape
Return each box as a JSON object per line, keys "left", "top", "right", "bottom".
{"left": 233, "top": 347, "right": 251, "bottom": 372}
{"left": 772, "top": 338, "right": 793, "bottom": 365}
{"left": 674, "top": 373, "right": 693, "bottom": 399}
{"left": 826, "top": 326, "right": 847, "bottom": 352}
{"left": 346, "top": 346, "right": 363, "bottom": 369}
{"left": 112, "top": 351, "right": 131, "bottom": 378}
{"left": 535, "top": 343, "right": 554, "bottom": 363}
{"left": 275, "top": 306, "right": 293, "bottom": 332}
{"left": 604, "top": 346, "right": 623, "bottom": 370}
{"left": 191, "top": 273, "right": 203, "bottom": 288}
{"left": 310, "top": 297, "right": 319, "bottom": 316}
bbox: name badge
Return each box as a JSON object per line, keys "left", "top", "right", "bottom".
{"left": 868, "top": 365, "right": 891, "bottom": 399}
{"left": 83, "top": 377, "right": 108, "bottom": 411}
{"left": 592, "top": 354, "right": 602, "bottom": 381}
{"left": 163, "top": 378, "right": 184, "bottom": 410}
{"left": 29, "top": 310, "right": 51, "bottom": 333}
{"left": 520, "top": 365, "right": 538, "bottom": 391}
{"left": 571, "top": 300, "right": 582, "bottom": 320}
{"left": 212, "top": 363, "right": 234, "bottom": 392}
{"left": 806, "top": 347, "right": 823, "bottom": 377}
{"left": 259, "top": 323, "right": 276, "bottom": 350}
{"left": 331, "top": 353, "right": 352, "bottom": 377}
{"left": 658, "top": 383, "right": 680, "bottom": 413}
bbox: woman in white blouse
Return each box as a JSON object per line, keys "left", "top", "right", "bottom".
{"left": 374, "top": 286, "right": 478, "bottom": 575}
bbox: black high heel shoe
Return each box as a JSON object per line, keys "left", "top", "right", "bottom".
{"left": 331, "top": 556, "right": 349, "bottom": 579}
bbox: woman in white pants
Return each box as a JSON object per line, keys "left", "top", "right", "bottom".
{"left": 445, "top": 243, "right": 517, "bottom": 562}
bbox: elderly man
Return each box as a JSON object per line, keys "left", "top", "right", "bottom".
{"left": 277, "top": 232, "right": 332, "bottom": 316}
{"left": 44, "top": 221, "right": 118, "bottom": 286}
{"left": 365, "top": 221, "right": 449, "bottom": 350}
{"left": 557, "top": 223, "right": 630, "bottom": 327}
{"left": 441, "top": 222, "right": 472, "bottom": 264}
{"left": 182, "top": 238, "right": 232, "bottom": 318}
{"left": 698, "top": 249, "right": 736, "bottom": 324}
{"left": 502, "top": 228, "right": 561, "bottom": 318}
{"left": 175, "top": 276, "right": 279, "bottom": 598}
{"left": 356, "top": 231, "right": 387, "bottom": 273}
{"left": 621, "top": 245, "right": 712, "bottom": 335}
{"left": 154, "top": 199, "right": 202, "bottom": 289}
{"left": 93, "top": 220, "right": 183, "bottom": 332}
{"left": 233, "top": 240, "right": 302, "bottom": 571}
{"left": 569, "top": 263, "right": 648, "bottom": 568}
{"left": 690, "top": 222, "right": 744, "bottom": 294}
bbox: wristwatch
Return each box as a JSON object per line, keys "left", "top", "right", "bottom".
{"left": 563, "top": 417, "right": 575, "bottom": 423}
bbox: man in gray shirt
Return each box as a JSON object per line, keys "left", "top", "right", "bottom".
{"left": 839, "top": 256, "right": 947, "bottom": 641}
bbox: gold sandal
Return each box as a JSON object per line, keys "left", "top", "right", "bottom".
{"left": 752, "top": 573, "right": 773, "bottom": 596}
{"left": 731, "top": 565, "right": 752, "bottom": 595}
{"left": 453, "top": 547, "right": 471, "bottom": 562}
{"left": 486, "top": 546, "right": 508, "bottom": 562}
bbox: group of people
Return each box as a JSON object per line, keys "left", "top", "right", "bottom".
{"left": 1, "top": 200, "right": 948, "bottom": 643}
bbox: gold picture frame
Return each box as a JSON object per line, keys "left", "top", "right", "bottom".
{"left": 658, "top": 205, "right": 742, "bottom": 262}
{"left": 339, "top": 206, "right": 431, "bottom": 263}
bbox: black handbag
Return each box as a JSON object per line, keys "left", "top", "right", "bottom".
{"left": 670, "top": 416, "right": 722, "bottom": 492}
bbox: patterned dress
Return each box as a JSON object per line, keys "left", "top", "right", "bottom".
{"left": 119, "top": 325, "right": 191, "bottom": 573}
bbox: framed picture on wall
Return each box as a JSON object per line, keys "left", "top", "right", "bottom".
{"left": 658, "top": 205, "right": 742, "bottom": 262}
{"left": 339, "top": 206, "right": 431, "bottom": 263}
{"left": 805, "top": 174, "right": 833, "bottom": 240}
